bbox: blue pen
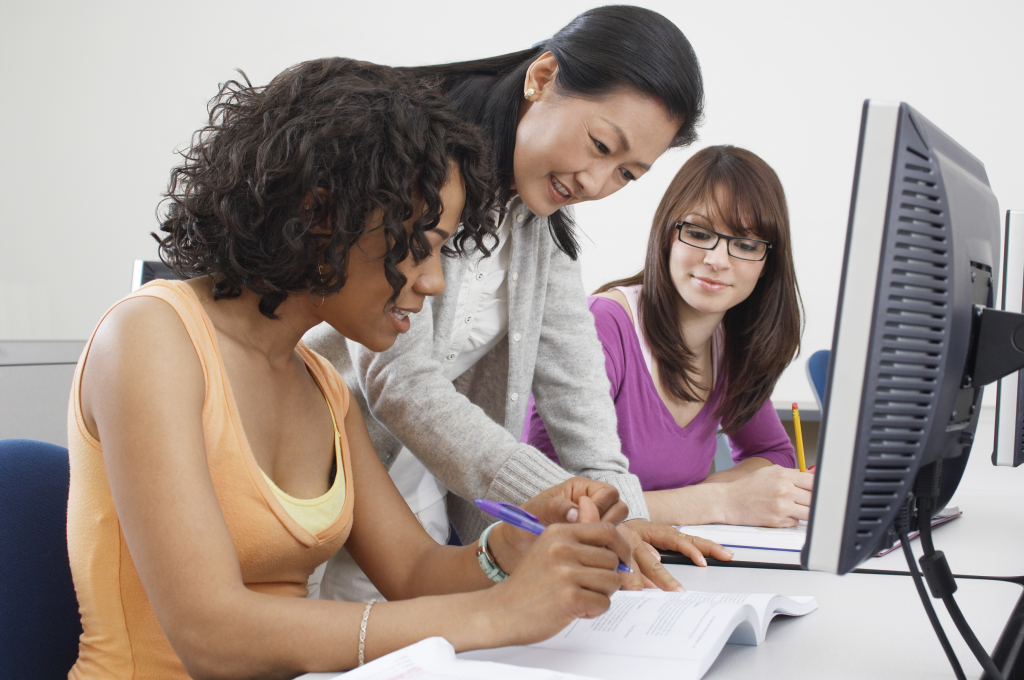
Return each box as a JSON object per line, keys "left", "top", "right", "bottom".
{"left": 474, "top": 498, "right": 632, "bottom": 573}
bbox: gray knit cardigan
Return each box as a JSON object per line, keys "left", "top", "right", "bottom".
{"left": 304, "top": 200, "right": 648, "bottom": 542}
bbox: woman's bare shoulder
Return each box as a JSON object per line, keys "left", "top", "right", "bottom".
{"left": 82, "top": 295, "right": 205, "bottom": 438}
{"left": 91, "top": 295, "right": 197, "bottom": 363}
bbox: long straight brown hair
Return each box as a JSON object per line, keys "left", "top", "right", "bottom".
{"left": 597, "top": 145, "right": 803, "bottom": 433}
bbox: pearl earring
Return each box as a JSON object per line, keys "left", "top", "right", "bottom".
{"left": 524, "top": 88, "right": 535, "bottom": 101}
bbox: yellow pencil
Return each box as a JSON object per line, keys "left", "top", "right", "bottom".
{"left": 792, "top": 402, "right": 807, "bottom": 472}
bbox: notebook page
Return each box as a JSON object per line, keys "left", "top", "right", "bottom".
{"left": 675, "top": 522, "right": 807, "bottom": 552}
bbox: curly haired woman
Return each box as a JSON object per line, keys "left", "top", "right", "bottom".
{"left": 67, "top": 58, "right": 633, "bottom": 679}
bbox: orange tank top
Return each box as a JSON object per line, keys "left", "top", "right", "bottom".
{"left": 66, "top": 280, "right": 355, "bottom": 679}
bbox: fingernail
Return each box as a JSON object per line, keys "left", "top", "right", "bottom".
{"left": 723, "top": 548, "right": 734, "bottom": 557}
{"left": 675, "top": 584, "right": 687, "bottom": 593}
{"left": 566, "top": 508, "right": 579, "bottom": 522}
{"left": 699, "top": 556, "right": 707, "bottom": 567}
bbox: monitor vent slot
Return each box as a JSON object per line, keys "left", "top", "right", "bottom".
{"left": 850, "top": 134, "right": 952, "bottom": 555}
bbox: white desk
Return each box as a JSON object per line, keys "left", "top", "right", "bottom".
{"left": 461, "top": 566, "right": 1021, "bottom": 680}
{"left": 299, "top": 567, "right": 1019, "bottom": 680}
{"left": 300, "top": 406, "right": 1022, "bottom": 679}
{"left": 692, "top": 485, "right": 1024, "bottom": 580}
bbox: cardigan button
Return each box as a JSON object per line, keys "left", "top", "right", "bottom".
{"left": 510, "top": 392, "right": 519, "bottom": 402}
{"left": 446, "top": 352, "right": 456, "bottom": 361}
{"left": 516, "top": 214, "right": 524, "bottom": 223}
{"left": 513, "top": 333, "right": 522, "bottom": 342}
{"left": 511, "top": 272, "right": 519, "bottom": 282}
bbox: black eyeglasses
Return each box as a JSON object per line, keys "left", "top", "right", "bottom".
{"left": 675, "top": 222, "right": 773, "bottom": 262}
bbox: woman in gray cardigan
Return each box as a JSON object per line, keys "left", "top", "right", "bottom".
{"left": 306, "top": 6, "right": 732, "bottom": 598}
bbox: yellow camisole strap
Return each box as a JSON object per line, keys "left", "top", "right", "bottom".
{"left": 260, "top": 391, "right": 346, "bottom": 535}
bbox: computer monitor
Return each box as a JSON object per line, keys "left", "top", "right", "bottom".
{"left": 801, "top": 100, "right": 1017, "bottom": 576}
{"left": 800, "top": 99, "right": 1024, "bottom": 680}
{"left": 131, "top": 259, "right": 182, "bottom": 292}
{"left": 993, "top": 210, "right": 1024, "bottom": 468}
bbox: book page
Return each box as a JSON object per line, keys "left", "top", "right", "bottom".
{"left": 338, "top": 637, "right": 599, "bottom": 680}
{"left": 725, "top": 593, "right": 818, "bottom": 643}
{"left": 532, "top": 591, "right": 753, "bottom": 661}
{"left": 533, "top": 591, "right": 818, "bottom": 657}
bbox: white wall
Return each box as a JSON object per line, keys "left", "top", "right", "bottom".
{"left": 2, "top": 0, "right": 1021, "bottom": 404}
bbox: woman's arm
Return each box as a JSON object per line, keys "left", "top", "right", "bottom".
{"left": 645, "top": 458, "right": 813, "bottom": 527}
{"left": 340, "top": 398, "right": 629, "bottom": 600}
{"left": 340, "top": 292, "right": 577, "bottom": 507}
{"left": 644, "top": 402, "right": 814, "bottom": 527}
{"left": 530, "top": 269, "right": 733, "bottom": 584}
{"left": 529, "top": 245, "right": 647, "bottom": 517}
{"left": 84, "top": 298, "right": 631, "bottom": 679}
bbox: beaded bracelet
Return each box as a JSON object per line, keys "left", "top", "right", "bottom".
{"left": 357, "top": 599, "right": 377, "bottom": 666}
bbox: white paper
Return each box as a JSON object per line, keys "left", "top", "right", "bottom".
{"left": 676, "top": 522, "right": 807, "bottom": 552}
{"left": 533, "top": 591, "right": 817, "bottom": 658}
{"left": 338, "top": 637, "right": 598, "bottom": 680}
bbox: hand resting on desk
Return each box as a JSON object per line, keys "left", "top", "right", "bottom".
{"left": 618, "top": 520, "right": 735, "bottom": 591}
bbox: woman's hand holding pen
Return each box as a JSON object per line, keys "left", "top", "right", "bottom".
{"left": 483, "top": 485, "right": 633, "bottom": 646}
{"left": 486, "top": 476, "right": 628, "bottom": 575}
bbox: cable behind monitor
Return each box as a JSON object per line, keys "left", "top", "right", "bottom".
{"left": 896, "top": 489, "right": 967, "bottom": 680}
{"left": 916, "top": 517, "right": 1005, "bottom": 680}
{"left": 909, "top": 462, "right": 1006, "bottom": 680}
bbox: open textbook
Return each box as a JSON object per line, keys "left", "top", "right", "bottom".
{"left": 526, "top": 590, "right": 817, "bottom": 679}
{"left": 676, "top": 506, "right": 961, "bottom": 556}
{"left": 351, "top": 590, "right": 817, "bottom": 680}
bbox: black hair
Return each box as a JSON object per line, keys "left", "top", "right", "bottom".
{"left": 399, "top": 5, "right": 703, "bottom": 259}
{"left": 156, "top": 58, "right": 498, "bottom": 319}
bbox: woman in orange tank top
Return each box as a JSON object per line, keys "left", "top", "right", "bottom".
{"left": 68, "top": 58, "right": 634, "bottom": 679}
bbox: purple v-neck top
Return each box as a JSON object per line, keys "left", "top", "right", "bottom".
{"left": 524, "top": 294, "right": 795, "bottom": 491}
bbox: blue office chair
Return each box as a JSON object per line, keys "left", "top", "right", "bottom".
{"left": 806, "top": 349, "right": 831, "bottom": 412}
{"left": 0, "top": 439, "right": 82, "bottom": 679}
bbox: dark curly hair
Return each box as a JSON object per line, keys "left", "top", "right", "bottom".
{"left": 156, "top": 58, "right": 498, "bottom": 318}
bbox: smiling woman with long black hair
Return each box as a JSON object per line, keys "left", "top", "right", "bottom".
{"left": 306, "top": 5, "right": 732, "bottom": 601}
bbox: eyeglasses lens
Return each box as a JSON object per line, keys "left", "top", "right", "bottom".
{"left": 729, "top": 240, "right": 767, "bottom": 260}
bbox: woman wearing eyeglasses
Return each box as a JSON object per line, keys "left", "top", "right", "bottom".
{"left": 526, "top": 146, "right": 814, "bottom": 528}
